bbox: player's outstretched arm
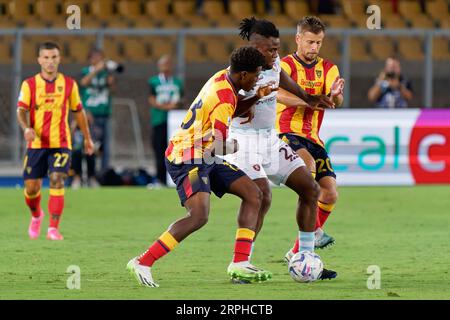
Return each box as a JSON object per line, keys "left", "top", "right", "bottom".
{"left": 73, "top": 109, "right": 94, "bottom": 155}
{"left": 279, "top": 69, "right": 334, "bottom": 109}
{"left": 277, "top": 87, "right": 310, "bottom": 108}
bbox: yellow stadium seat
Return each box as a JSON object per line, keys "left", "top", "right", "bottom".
{"left": 371, "top": 0, "right": 396, "bottom": 17}
{"left": 398, "top": 0, "right": 423, "bottom": 18}
{"left": 145, "top": 0, "right": 170, "bottom": 19}
{"left": 106, "top": 18, "right": 132, "bottom": 29}
{"left": 319, "top": 37, "right": 341, "bottom": 62}
{"left": 182, "top": 15, "right": 213, "bottom": 28}
{"left": 21, "top": 18, "right": 49, "bottom": 28}
{"left": 185, "top": 37, "right": 205, "bottom": 63}
{"left": 102, "top": 37, "right": 123, "bottom": 62}
{"left": 212, "top": 16, "right": 240, "bottom": 28}
{"left": 123, "top": 37, "right": 151, "bottom": 62}
{"left": 203, "top": 0, "right": 225, "bottom": 18}
{"left": 350, "top": 37, "right": 371, "bottom": 62}
{"left": 0, "top": 16, "right": 17, "bottom": 28}
{"left": 426, "top": 0, "right": 450, "bottom": 23}
{"left": 398, "top": 37, "right": 424, "bottom": 61}
{"left": 35, "top": 0, "right": 61, "bottom": 21}
{"left": 63, "top": 0, "right": 92, "bottom": 16}
{"left": 172, "top": 0, "right": 196, "bottom": 16}
{"left": 284, "top": 0, "right": 310, "bottom": 20}
{"left": 258, "top": 14, "right": 296, "bottom": 28}
{"left": 408, "top": 15, "right": 436, "bottom": 29}
{"left": 66, "top": 36, "right": 95, "bottom": 63}
{"left": 441, "top": 18, "right": 450, "bottom": 29}
{"left": 255, "top": 0, "right": 282, "bottom": 15}
{"left": 383, "top": 15, "right": 408, "bottom": 28}
{"left": 8, "top": 0, "right": 33, "bottom": 20}
{"left": 370, "top": 36, "right": 396, "bottom": 60}
{"left": 341, "top": 0, "right": 366, "bottom": 18}
{"left": 202, "top": 35, "right": 231, "bottom": 64}
{"left": 433, "top": 36, "right": 450, "bottom": 60}
{"left": 91, "top": 0, "right": 115, "bottom": 19}
{"left": 132, "top": 16, "right": 157, "bottom": 28}
{"left": 351, "top": 15, "right": 371, "bottom": 28}
{"left": 117, "top": 0, "right": 142, "bottom": 19}
{"left": 319, "top": 14, "right": 352, "bottom": 28}
{"left": 157, "top": 15, "right": 185, "bottom": 28}
{"left": 149, "top": 37, "right": 176, "bottom": 59}
{"left": 0, "top": 38, "right": 12, "bottom": 63}
{"left": 224, "top": 35, "right": 248, "bottom": 52}
{"left": 229, "top": 0, "right": 254, "bottom": 20}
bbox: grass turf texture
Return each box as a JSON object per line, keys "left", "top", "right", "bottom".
{"left": 0, "top": 186, "right": 449, "bottom": 300}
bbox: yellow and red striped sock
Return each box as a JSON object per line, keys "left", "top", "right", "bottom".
{"left": 138, "top": 231, "right": 179, "bottom": 267}
{"left": 233, "top": 228, "right": 255, "bottom": 263}
{"left": 317, "top": 201, "right": 335, "bottom": 228}
{"left": 24, "top": 190, "right": 42, "bottom": 218}
{"left": 48, "top": 188, "right": 65, "bottom": 228}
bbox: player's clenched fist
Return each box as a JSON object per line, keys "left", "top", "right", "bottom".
{"left": 84, "top": 137, "right": 95, "bottom": 156}
{"left": 256, "top": 81, "right": 278, "bottom": 98}
{"left": 23, "top": 127, "right": 36, "bottom": 142}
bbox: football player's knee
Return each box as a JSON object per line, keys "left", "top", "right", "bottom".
{"left": 49, "top": 174, "right": 64, "bottom": 188}
{"left": 305, "top": 181, "right": 320, "bottom": 203}
{"left": 26, "top": 184, "right": 40, "bottom": 196}
{"left": 253, "top": 187, "right": 264, "bottom": 208}
{"left": 322, "top": 188, "right": 338, "bottom": 205}
{"left": 190, "top": 211, "right": 209, "bottom": 230}
{"left": 260, "top": 189, "right": 272, "bottom": 209}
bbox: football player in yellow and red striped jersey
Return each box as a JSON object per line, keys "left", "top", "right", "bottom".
{"left": 277, "top": 17, "right": 345, "bottom": 255}
{"left": 17, "top": 42, "right": 94, "bottom": 241}
{"left": 127, "top": 46, "right": 276, "bottom": 287}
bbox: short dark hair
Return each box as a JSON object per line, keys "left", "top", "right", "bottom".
{"left": 230, "top": 46, "right": 266, "bottom": 73}
{"left": 239, "top": 17, "right": 280, "bottom": 41}
{"left": 297, "top": 16, "right": 326, "bottom": 34}
{"left": 37, "top": 42, "right": 60, "bottom": 56}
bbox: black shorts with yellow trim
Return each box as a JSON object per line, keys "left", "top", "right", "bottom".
{"left": 165, "top": 158, "right": 246, "bottom": 206}
{"left": 23, "top": 148, "right": 72, "bottom": 180}
{"left": 279, "top": 133, "right": 336, "bottom": 181}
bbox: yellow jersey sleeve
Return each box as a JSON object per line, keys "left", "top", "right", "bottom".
{"left": 280, "top": 60, "right": 292, "bottom": 77}
{"left": 325, "top": 65, "right": 340, "bottom": 96}
{"left": 17, "top": 81, "right": 31, "bottom": 110}
{"left": 70, "top": 80, "right": 83, "bottom": 111}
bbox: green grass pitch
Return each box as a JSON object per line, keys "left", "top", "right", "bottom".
{"left": 0, "top": 186, "right": 449, "bottom": 300}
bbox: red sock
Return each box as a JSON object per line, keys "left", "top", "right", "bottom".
{"left": 292, "top": 237, "right": 299, "bottom": 254}
{"left": 233, "top": 228, "right": 255, "bottom": 263}
{"left": 138, "top": 231, "right": 179, "bottom": 267}
{"left": 48, "top": 189, "right": 65, "bottom": 229}
{"left": 25, "top": 190, "right": 42, "bottom": 218}
{"left": 317, "top": 201, "right": 335, "bottom": 228}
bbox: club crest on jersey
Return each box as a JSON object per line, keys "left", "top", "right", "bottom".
{"left": 202, "top": 177, "right": 209, "bottom": 185}
{"left": 26, "top": 167, "right": 32, "bottom": 174}
{"left": 58, "top": 86, "right": 63, "bottom": 92}
{"left": 253, "top": 164, "right": 261, "bottom": 171}
{"left": 315, "top": 70, "right": 322, "bottom": 78}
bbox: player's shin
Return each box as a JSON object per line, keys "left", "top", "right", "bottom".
{"left": 48, "top": 188, "right": 64, "bottom": 228}
{"left": 25, "top": 190, "right": 42, "bottom": 218}
{"left": 233, "top": 228, "right": 255, "bottom": 263}
{"left": 317, "top": 201, "right": 335, "bottom": 228}
{"left": 138, "top": 231, "right": 179, "bottom": 267}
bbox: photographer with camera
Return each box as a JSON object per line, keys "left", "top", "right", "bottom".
{"left": 79, "top": 48, "right": 121, "bottom": 184}
{"left": 368, "top": 57, "right": 413, "bottom": 109}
